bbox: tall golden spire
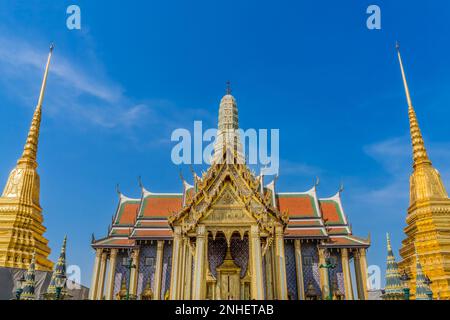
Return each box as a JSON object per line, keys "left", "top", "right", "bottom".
{"left": 17, "top": 44, "right": 54, "bottom": 168}
{"left": 0, "top": 44, "right": 54, "bottom": 271}
{"left": 396, "top": 42, "right": 431, "bottom": 168}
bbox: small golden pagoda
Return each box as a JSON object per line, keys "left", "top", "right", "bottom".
{"left": 396, "top": 43, "right": 450, "bottom": 299}
{"left": 0, "top": 45, "right": 54, "bottom": 271}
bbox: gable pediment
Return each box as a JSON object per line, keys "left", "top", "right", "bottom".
{"left": 169, "top": 163, "right": 288, "bottom": 234}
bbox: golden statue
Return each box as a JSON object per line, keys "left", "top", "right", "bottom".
{"left": 117, "top": 275, "right": 127, "bottom": 300}
{"left": 141, "top": 278, "right": 153, "bottom": 300}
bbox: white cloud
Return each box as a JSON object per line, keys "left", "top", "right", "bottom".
{"left": 350, "top": 135, "right": 450, "bottom": 208}
{"left": 0, "top": 33, "right": 152, "bottom": 130}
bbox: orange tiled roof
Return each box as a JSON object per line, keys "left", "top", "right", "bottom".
{"left": 277, "top": 194, "right": 319, "bottom": 218}
{"left": 139, "top": 194, "right": 183, "bottom": 218}
{"left": 323, "top": 236, "right": 369, "bottom": 247}
{"left": 114, "top": 201, "right": 140, "bottom": 226}
{"left": 319, "top": 200, "right": 345, "bottom": 225}
{"left": 132, "top": 229, "right": 173, "bottom": 238}
{"left": 284, "top": 228, "right": 327, "bottom": 237}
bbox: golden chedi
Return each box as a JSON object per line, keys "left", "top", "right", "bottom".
{"left": 396, "top": 43, "right": 450, "bottom": 299}
{"left": 0, "top": 45, "right": 54, "bottom": 271}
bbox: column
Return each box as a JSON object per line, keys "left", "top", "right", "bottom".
{"left": 192, "top": 225, "right": 207, "bottom": 300}
{"left": 270, "top": 245, "right": 278, "bottom": 299}
{"left": 184, "top": 241, "right": 193, "bottom": 300}
{"left": 318, "top": 247, "right": 329, "bottom": 299}
{"left": 341, "top": 248, "right": 354, "bottom": 300}
{"left": 105, "top": 249, "right": 118, "bottom": 300}
{"left": 359, "top": 248, "right": 369, "bottom": 300}
{"left": 154, "top": 241, "right": 165, "bottom": 300}
{"left": 177, "top": 238, "right": 187, "bottom": 299}
{"left": 274, "top": 225, "right": 288, "bottom": 300}
{"left": 294, "top": 240, "right": 305, "bottom": 300}
{"left": 170, "top": 227, "right": 182, "bottom": 300}
{"left": 250, "top": 225, "right": 264, "bottom": 300}
{"left": 264, "top": 247, "right": 274, "bottom": 300}
{"left": 129, "top": 247, "right": 140, "bottom": 298}
{"left": 95, "top": 251, "right": 108, "bottom": 299}
{"left": 353, "top": 250, "right": 364, "bottom": 300}
{"left": 89, "top": 249, "right": 102, "bottom": 300}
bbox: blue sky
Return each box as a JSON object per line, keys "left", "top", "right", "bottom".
{"left": 1, "top": 1, "right": 450, "bottom": 287}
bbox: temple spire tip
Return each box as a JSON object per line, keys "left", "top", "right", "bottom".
{"left": 226, "top": 80, "right": 232, "bottom": 95}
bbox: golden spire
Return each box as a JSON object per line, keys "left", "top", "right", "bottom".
{"left": 18, "top": 44, "right": 54, "bottom": 168}
{"left": 396, "top": 42, "right": 431, "bottom": 168}
{"left": 386, "top": 233, "right": 392, "bottom": 251}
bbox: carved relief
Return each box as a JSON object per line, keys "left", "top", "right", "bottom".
{"left": 3, "top": 169, "right": 23, "bottom": 198}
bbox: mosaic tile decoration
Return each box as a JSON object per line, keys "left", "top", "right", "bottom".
{"left": 329, "top": 251, "right": 345, "bottom": 297}
{"left": 208, "top": 236, "right": 227, "bottom": 278}
{"left": 301, "top": 243, "right": 322, "bottom": 296}
{"left": 114, "top": 251, "right": 131, "bottom": 299}
{"left": 161, "top": 242, "right": 173, "bottom": 299}
{"left": 231, "top": 234, "right": 249, "bottom": 278}
{"left": 136, "top": 244, "right": 157, "bottom": 298}
{"left": 284, "top": 241, "right": 298, "bottom": 300}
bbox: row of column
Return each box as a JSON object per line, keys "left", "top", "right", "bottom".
{"left": 290, "top": 244, "right": 368, "bottom": 300}
{"left": 170, "top": 226, "right": 195, "bottom": 300}
{"left": 89, "top": 241, "right": 166, "bottom": 300}
{"left": 169, "top": 224, "right": 289, "bottom": 300}
{"left": 256, "top": 225, "right": 289, "bottom": 300}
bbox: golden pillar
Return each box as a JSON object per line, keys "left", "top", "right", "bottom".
{"left": 264, "top": 246, "right": 274, "bottom": 300}
{"left": 250, "top": 225, "right": 264, "bottom": 300}
{"left": 270, "top": 245, "right": 278, "bottom": 299}
{"left": 318, "top": 247, "right": 329, "bottom": 299}
{"left": 177, "top": 238, "right": 187, "bottom": 299}
{"left": 274, "top": 226, "right": 288, "bottom": 300}
{"left": 105, "top": 249, "right": 118, "bottom": 300}
{"left": 89, "top": 249, "right": 102, "bottom": 300}
{"left": 184, "top": 241, "right": 193, "bottom": 300}
{"left": 154, "top": 241, "right": 164, "bottom": 300}
{"left": 170, "top": 226, "right": 182, "bottom": 300}
{"left": 129, "top": 247, "right": 140, "bottom": 297}
{"left": 294, "top": 240, "right": 305, "bottom": 300}
{"left": 341, "top": 248, "right": 354, "bottom": 300}
{"left": 359, "top": 248, "right": 369, "bottom": 300}
{"left": 95, "top": 251, "right": 108, "bottom": 300}
{"left": 192, "top": 225, "right": 207, "bottom": 300}
{"left": 353, "top": 249, "right": 368, "bottom": 300}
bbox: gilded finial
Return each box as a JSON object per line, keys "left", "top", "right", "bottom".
{"left": 226, "top": 80, "right": 232, "bottom": 95}
{"left": 396, "top": 42, "right": 431, "bottom": 167}
{"left": 62, "top": 235, "right": 67, "bottom": 253}
{"left": 18, "top": 44, "right": 54, "bottom": 167}
{"left": 386, "top": 233, "right": 392, "bottom": 251}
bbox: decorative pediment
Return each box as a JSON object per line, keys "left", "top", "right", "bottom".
{"left": 169, "top": 161, "right": 287, "bottom": 235}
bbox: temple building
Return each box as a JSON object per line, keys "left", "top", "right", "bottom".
{"left": 396, "top": 44, "right": 450, "bottom": 299}
{"left": 90, "top": 89, "right": 370, "bottom": 300}
{"left": 0, "top": 45, "right": 54, "bottom": 272}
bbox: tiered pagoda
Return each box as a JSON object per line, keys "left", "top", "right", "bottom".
{"left": 0, "top": 45, "right": 54, "bottom": 271}
{"left": 396, "top": 44, "right": 450, "bottom": 299}
{"left": 90, "top": 90, "right": 370, "bottom": 300}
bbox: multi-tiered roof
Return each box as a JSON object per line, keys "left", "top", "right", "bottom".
{"left": 93, "top": 90, "right": 369, "bottom": 250}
